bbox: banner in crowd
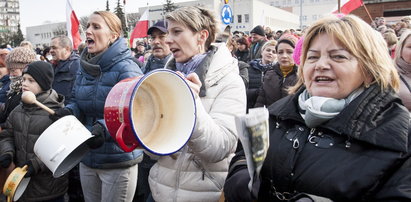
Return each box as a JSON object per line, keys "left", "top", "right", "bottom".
{"left": 130, "top": 9, "right": 149, "bottom": 48}
{"left": 66, "top": 0, "right": 82, "bottom": 50}
{"left": 333, "top": 0, "right": 363, "bottom": 14}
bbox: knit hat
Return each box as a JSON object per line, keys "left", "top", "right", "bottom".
{"left": 23, "top": 61, "right": 54, "bottom": 91}
{"left": 278, "top": 34, "right": 298, "bottom": 47}
{"left": 292, "top": 37, "right": 304, "bottom": 66}
{"left": 250, "top": 25, "right": 265, "bottom": 37}
{"left": 5, "top": 47, "right": 36, "bottom": 70}
{"left": 0, "top": 49, "right": 9, "bottom": 55}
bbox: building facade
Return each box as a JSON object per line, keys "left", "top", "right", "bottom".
{"left": 26, "top": 22, "right": 67, "bottom": 48}
{"left": 352, "top": 0, "right": 411, "bottom": 24}
{"left": 262, "top": 0, "right": 337, "bottom": 28}
{"left": 138, "top": 0, "right": 299, "bottom": 35}
{"left": 0, "top": 0, "right": 20, "bottom": 33}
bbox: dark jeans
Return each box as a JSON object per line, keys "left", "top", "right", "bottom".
{"left": 42, "top": 195, "right": 65, "bottom": 202}
{"left": 133, "top": 153, "right": 156, "bottom": 202}
{"left": 67, "top": 164, "right": 84, "bottom": 202}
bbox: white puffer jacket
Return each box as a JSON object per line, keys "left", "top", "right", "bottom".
{"left": 148, "top": 44, "right": 247, "bottom": 202}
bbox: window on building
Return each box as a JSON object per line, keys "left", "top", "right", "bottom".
{"left": 245, "top": 14, "right": 249, "bottom": 23}
{"left": 287, "top": 0, "right": 291, "bottom": 5}
{"left": 295, "top": 0, "right": 299, "bottom": 4}
{"left": 313, "top": 15, "right": 317, "bottom": 20}
{"left": 237, "top": 15, "right": 242, "bottom": 23}
{"left": 300, "top": 15, "right": 307, "bottom": 22}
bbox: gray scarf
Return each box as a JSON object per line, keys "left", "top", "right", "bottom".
{"left": 298, "top": 87, "right": 364, "bottom": 128}
{"left": 176, "top": 53, "right": 207, "bottom": 75}
{"left": 396, "top": 57, "right": 411, "bottom": 76}
{"left": 80, "top": 50, "right": 106, "bottom": 77}
{"left": 8, "top": 76, "right": 23, "bottom": 95}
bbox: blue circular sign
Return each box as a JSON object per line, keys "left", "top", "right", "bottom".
{"left": 221, "top": 5, "right": 232, "bottom": 25}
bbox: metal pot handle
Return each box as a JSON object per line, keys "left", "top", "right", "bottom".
{"left": 116, "top": 123, "right": 138, "bottom": 152}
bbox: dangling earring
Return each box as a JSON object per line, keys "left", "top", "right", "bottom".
{"left": 364, "top": 83, "right": 370, "bottom": 88}
{"left": 198, "top": 44, "right": 202, "bottom": 53}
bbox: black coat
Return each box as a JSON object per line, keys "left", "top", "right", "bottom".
{"left": 246, "top": 59, "right": 273, "bottom": 109}
{"left": 235, "top": 49, "right": 250, "bottom": 63}
{"left": 249, "top": 40, "right": 267, "bottom": 61}
{"left": 254, "top": 63, "right": 298, "bottom": 108}
{"left": 0, "top": 91, "right": 21, "bottom": 125}
{"left": 0, "top": 90, "right": 67, "bottom": 201}
{"left": 225, "top": 85, "right": 411, "bottom": 201}
{"left": 52, "top": 52, "right": 80, "bottom": 105}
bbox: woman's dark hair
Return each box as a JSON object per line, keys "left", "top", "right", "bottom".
{"left": 236, "top": 36, "right": 250, "bottom": 49}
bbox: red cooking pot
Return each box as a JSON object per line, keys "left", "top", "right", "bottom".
{"left": 104, "top": 69, "right": 196, "bottom": 154}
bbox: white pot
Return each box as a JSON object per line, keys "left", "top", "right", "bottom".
{"left": 34, "top": 115, "right": 92, "bottom": 178}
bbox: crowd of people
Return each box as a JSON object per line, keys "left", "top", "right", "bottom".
{"left": 0, "top": 6, "right": 410, "bottom": 202}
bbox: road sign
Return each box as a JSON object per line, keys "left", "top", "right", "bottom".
{"left": 221, "top": 5, "right": 232, "bottom": 25}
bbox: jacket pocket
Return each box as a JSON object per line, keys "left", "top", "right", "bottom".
{"left": 193, "top": 157, "right": 223, "bottom": 190}
{"left": 55, "top": 73, "right": 75, "bottom": 82}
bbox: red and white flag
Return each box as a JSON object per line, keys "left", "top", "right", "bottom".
{"left": 130, "top": 9, "right": 149, "bottom": 48}
{"left": 66, "top": 0, "right": 82, "bottom": 50}
{"left": 332, "top": 0, "right": 363, "bottom": 15}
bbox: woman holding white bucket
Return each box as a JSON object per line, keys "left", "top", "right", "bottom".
{"left": 0, "top": 61, "right": 67, "bottom": 201}
{"left": 147, "top": 6, "right": 247, "bottom": 201}
{"left": 49, "top": 11, "right": 143, "bottom": 202}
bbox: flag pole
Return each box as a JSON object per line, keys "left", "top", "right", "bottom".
{"left": 299, "top": 0, "right": 303, "bottom": 29}
{"left": 123, "top": 0, "right": 129, "bottom": 38}
{"left": 338, "top": 0, "right": 341, "bottom": 13}
{"left": 362, "top": 2, "right": 373, "bottom": 23}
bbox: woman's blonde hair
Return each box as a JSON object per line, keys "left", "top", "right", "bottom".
{"left": 92, "top": 11, "right": 122, "bottom": 38}
{"left": 166, "top": 6, "right": 220, "bottom": 49}
{"left": 395, "top": 29, "right": 411, "bottom": 62}
{"left": 383, "top": 32, "right": 398, "bottom": 46}
{"left": 289, "top": 14, "right": 399, "bottom": 94}
{"left": 261, "top": 40, "right": 278, "bottom": 52}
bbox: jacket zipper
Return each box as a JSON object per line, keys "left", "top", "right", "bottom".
{"left": 173, "top": 146, "right": 187, "bottom": 202}
{"left": 92, "top": 73, "right": 103, "bottom": 123}
{"left": 288, "top": 127, "right": 311, "bottom": 190}
{"left": 193, "top": 157, "right": 222, "bottom": 190}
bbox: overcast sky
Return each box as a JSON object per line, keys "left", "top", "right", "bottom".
{"left": 19, "top": 0, "right": 190, "bottom": 33}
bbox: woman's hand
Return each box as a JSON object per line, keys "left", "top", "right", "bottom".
{"left": 176, "top": 71, "right": 202, "bottom": 98}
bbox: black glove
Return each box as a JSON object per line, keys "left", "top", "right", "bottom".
{"left": 24, "top": 159, "right": 36, "bottom": 178}
{"left": 86, "top": 123, "right": 105, "bottom": 149}
{"left": 0, "top": 153, "right": 12, "bottom": 168}
{"left": 49, "top": 108, "right": 72, "bottom": 122}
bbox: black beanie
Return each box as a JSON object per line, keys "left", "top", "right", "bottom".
{"left": 250, "top": 25, "right": 265, "bottom": 37}
{"left": 23, "top": 61, "right": 54, "bottom": 91}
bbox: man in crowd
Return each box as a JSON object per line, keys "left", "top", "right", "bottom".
{"left": 141, "top": 20, "right": 172, "bottom": 74}
{"left": 249, "top": 25, "right": 267, "bottom": 60}
{"left": 49, "top": 36, "right": 80, "bottom": 105}
{"left": 49, "top": 36, "right": 82, "bottom": 202}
